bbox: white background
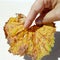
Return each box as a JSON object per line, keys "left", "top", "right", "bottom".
{"left": 0, "top": 0, "right": 60, "bottom": 60}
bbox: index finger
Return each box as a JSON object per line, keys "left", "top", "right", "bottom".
{"left": 24, "top": 0, "right": 44, "bottom": 28}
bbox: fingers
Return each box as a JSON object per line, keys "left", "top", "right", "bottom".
{"left": 36, "top": 8, "right": 60, "bottom": 25}
{"left": 35, "top": 8, "right": 51, "bottom": 25}
{"left": 24, "top": 0, "right": 44, "bottom": 28}
{"left": 24, "top": 0, "right": 59, "bottom": 28}
{"left": 42, "top": 8, "right": 59, "bottom": 24}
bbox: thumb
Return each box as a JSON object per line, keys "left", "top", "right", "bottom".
{"left": 42, "top": 8, "right": 59, "bottom": 24}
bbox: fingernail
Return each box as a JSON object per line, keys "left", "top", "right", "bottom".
{"left": 35, "top": 20, "right": 42, "bottom": 25}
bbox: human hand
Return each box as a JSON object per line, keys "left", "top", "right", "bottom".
{"left": 24, "top": 0, "right": 60, "bottom": 28}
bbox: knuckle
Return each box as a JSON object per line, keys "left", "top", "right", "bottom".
{"left": 31, "top": 2, "right": 40, "bottom": 13}
{"left": 43, "top": 0, "right": 51, "bottom": 8}
{"left": 51, "top": 0, "right": 57, "bottom": 8}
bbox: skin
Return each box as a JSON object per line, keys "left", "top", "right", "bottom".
{"left": 24, "top": 0, "right": 60, "bottom": 28}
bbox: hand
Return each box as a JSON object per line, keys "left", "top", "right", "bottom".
{"left": 24, "top": 0, "right": 60, "bottom": 28}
